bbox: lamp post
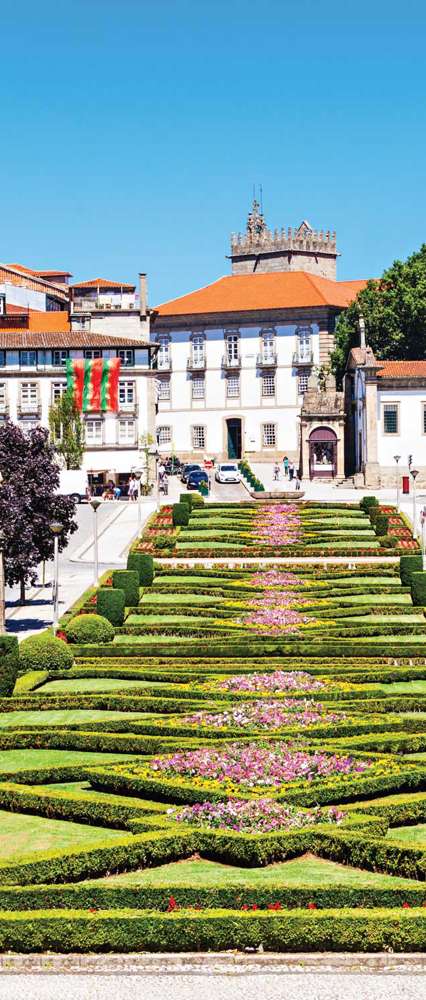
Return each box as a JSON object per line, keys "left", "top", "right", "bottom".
{"left": 0, "top": 528, "right": 5, "bottom": 635}
{"left": 393, "top": 454, "right": 401, "bottom": 512}
{"left": 410, "top": 468, "right": 419, "bottom": 539}
{"left": 90, "top": 498, "right": 102, "bottom": 585}
{"left": 49, "top": 521, "right": 63, "bottom": 631}
{"left": 421, "top": 506, "right": 426, "bottom": 571}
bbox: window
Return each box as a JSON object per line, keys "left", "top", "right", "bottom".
{"left": 85, "top": 419, "right": 103, "bottom": 444}
{"left": 118, "top": 418, "right": 136, "bottom": 444}
{"left": 192, "top": 425, "right": 205, "bottom": 449}
{"left": 227, "top": 375, "right": 240, "bottom": 398}
{"left": 298, "top": 369, "right": 310, "bottom": 394}
{"left": 52, "top": 350, "right": 69, "bottom": 367}
{"left": 191, "top": 334, "right": 205, "bottom": 368}
{"left": 0, "top": 383, "right": 7, "bottom": 409}
{"left": 20, "top": 350, "right": 37, "bottom": 367}
{"left": 117, "top": 349, "right": 134, "bottom": 367}
{"left": 0, "top": 351, "right": 5, "bottom": 367}
{"left": 383, "top": 403, "right": 399, "bottom": 434}
{"left": 262, "top": 373, "right": 275, "bottom": 397}
{"left": 192, "top": 375, "right": 205, "bottom": 399}
{"left": 263, "top": 423, "right": 276, "bottom": 447}
{"left": 157, "top": 336, "right": 170, "bottom": 370}
{"left": 225, "top": 333, "right": 239, "bottom": 365}
{"left": 118, "top": 381, "right": 135, "bottom": 405}
{"left": 261, "top": 330, "right": 275, "bottom": 361}
{"left": 84, "top": 349, "right": 102, "bottom": 359}
{"left": 157, "top": 377, "right": 170, "bottom": 401}
{"left": 157, "top": 425, "right": 172, "bottom": 445}
{"left": 51, "top": 382, "right": 67, "bottom": 403}
{"left": 20, "top": 382, "right": 39, "bottom": 410}
{"left": 297, "top": 326, "right": 312, "bottom": 362}
{"left": 423, "top": 403, "right": 426, "bottom": 434}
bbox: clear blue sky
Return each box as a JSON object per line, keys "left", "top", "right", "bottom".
{"left": 1, "top": 0, "right": 425, "bottom": 305}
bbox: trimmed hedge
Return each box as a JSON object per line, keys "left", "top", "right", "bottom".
{"left": 360, "top": 496, "right": 379, "bottom": 512}
{"left": 65, "top": 614, "right": 115, "bottom": 645}
{"left": 19, "top": 633, "right": 74, "bottom": 673}
{"left": 400, "top": 554, "right": 423, "bottom": 587}
{"left": 375, "top": 515, "right": 389, "bottom": 537}
{"left": 112, "top": 570, "right": 139, "bottom": 607}
{"left": 127, "top": 552, "right": 154, "bottom": 586}
{"left": 97, "top": 587, "right": 125, "bottom": 626}
{"left": 0, "top": 635, "right": 19, "bottom": 697}
{"left": 411, "top": 571, "right": 426, "bottom": 607}
{"left": 173, "top": 503, "right": 189, "bottom": 527}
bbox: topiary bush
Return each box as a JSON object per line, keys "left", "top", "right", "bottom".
{"left": 400, "top": 554, "right": 423, "bottom": 587}
{"left": 374, "top": 514, "right": 389, "bottom": 536}
{"left": 410, "top": 571, "right": 426, "bottom": 607}
{"left": 19, "top": 632, "right": 74, "bottom": 672}
{"left": 112, "top": 570, "right": 139, "bottom": 606}
{"left": 0, "top": 635, "right": 19, "bottom": 697}
{"left": 379, "top": 535, "right": 398, "bottom": 548}
{"left": 360, "top": 496, "right": 379, "bottom": 513}
{"left": 191, "top": 493, "right": 205, "bottom": 507}
{"left": 127, "top": 552, "right": 154, "bottom": 586}
{"left": 97, "top": 587, "right": 126, "bottom": 626}
{"left": 65, "top": 614, "right": 114, "bottom": 644}
{"left": 154, "top": 536, "right": 174, "bottom": 550}
{"left": 179, "top": 494, "right": 192, "bottom": 508}
{"left": 173, "top": 503, "right": 190, "bottom": 527}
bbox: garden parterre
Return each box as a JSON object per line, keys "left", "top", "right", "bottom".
{"left": 0, "top": 504, "right": 426, "bottom": 951}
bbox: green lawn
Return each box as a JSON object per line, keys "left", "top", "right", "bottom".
{"left": 0, "top": 809, "right": 128, "bottom": 863}
{"left": 0, "top": 749, "right": 136, "bottom": 773}
{"left": 0, "top": 710, "right": 150, "bottom": 729}
{"left": 386, "top": 824, "right": 426, "bottom": 847}
{"left": 39, "top": 678, "right": 158, "bottom": 694}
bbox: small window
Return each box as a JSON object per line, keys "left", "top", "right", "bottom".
{"left": 0, "top": 351, "right": 5, "bottom": 367}
{"left": 263, "top": 423, "right": 276, "bottom": 447}
{"left": 423, "top": 404, "right": 426, "bottom": 435}
{"left": 20, "top": 350, "right": 37, "bottom": 367}
{"left": 384, "top": 403, "right": 399, "bottom": 434}
{"left": 262, "top": 373, "right": 275, "bottom": 397}
{"left": 157, "top": 336, "right": 170, "bottom": 369}
{"left": 52, "top": 350, "right": 69, "bottom": 367}
{"left": 157, "top": 378, "right": 170, "bottom": 401}
{"left": 192, "top": 375, "right": 205, "bottom": 399}
{"left": 117, "top": 349, "right": 134, "bottom": 367}
{"left": 119, "top": 381, "right": 135, "bottom": 404}
{"left": 261, "top": 330, "right": 275, "bottom": 361}
{"left": 225, "top": 333, "right": 239, "bottom": 363}
{"left": 191, "top": 335, "right": 205, "bottom": 367}
{"left": 227, "top": 375, "right": 240, "bottom": 398}
{"left": 84, "top": 349, "right": 102, "bottom": 359}
{"left": 118, "top": 418, "right": 136, "bottom": 444}
{"left": 157, "top": 425, "right": 172, "bottom": 445}
{"left": 51, "top": 382, "right": 67, "bottom": 403}
{"left": 192, "top": 425, "right": 205, "bottom": 449}
{"left": 20, "top": 382, "right": 39, "bottom": 408}
{"left": 85, "top": 419, "right": 103, "bottom": 444}
{"left": 298, "top": 369, "right": 310, "bottom": 394}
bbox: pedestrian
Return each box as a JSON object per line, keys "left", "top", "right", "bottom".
{"left": 273, "top": 461, "right": 280, "bottom": 481}
{"left": 128, "top": 473, "right": 138, "bottom": 502}
{"left": 158, "top": 460, "right": 166, "bottom": 480}
{"left": 295, "top": 469, "right": 301, "bottom": 491}
{"left": 288, "top": 460, "right": 295, "bottom": 481}
{"left": 113, "top": 485, "right": 121, "bottom": 501}
{"left": 282, "top": 455, "right": 289, "bottom": 477}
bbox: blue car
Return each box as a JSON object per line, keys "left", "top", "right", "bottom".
{"left": 186, "top": 468, "right": 209, "bottom": 490}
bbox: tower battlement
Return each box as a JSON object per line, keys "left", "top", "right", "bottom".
{"left": 229, "top": 200, "right": 340, "bottom": 279}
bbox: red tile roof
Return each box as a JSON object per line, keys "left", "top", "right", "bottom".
{"left": 7, "top": 264, "right": 72, "bottom": 279}
{"left": 155, "top": 272, "right": 368, "bottom": 316}
{"left": 71, "top": 278, "right": 136, "bottom": 291}
{"left": 0, "top": 332, "right": 150, "bottom": 349}
{"left": 377, "top": 361, "right": 426, "bottom": 378}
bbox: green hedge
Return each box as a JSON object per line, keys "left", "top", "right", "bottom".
{"left": 400, "top": 555, "right": 423, "bottom": 587}
{"left": 0, "top": 635, "right": 19, "bottom": 697}
{"left": 112, "top": 570, "right": 139, "bottom": 607}
{"left": 172, "top": 503, "right": 189, "bottom": 527}
{"left": 97, "top": 588, "right": 125, "bottom": 626}
{"left": 375, "top": 515, "right": 389, "bottom": 536}
{"left": 411, "top": 572, "right": 426, "bottom": 607}
{"left": 19, "top": 633, "right": 74, "bottom": 673}
{"left": 127, "top": 552, "right": 154, "bottom": 587}
{"left": 65, "top": 614, "right": 114, "bottom": 644}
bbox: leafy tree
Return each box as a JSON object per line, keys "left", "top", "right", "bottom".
{"left": 0, "top": 423, "right": 77, "bottom": 603}
{"left": 48, "top": 389, "right": 84, "bottom": 469}
{"left": 332, "top": 244, "right": 426, "bottom": 382}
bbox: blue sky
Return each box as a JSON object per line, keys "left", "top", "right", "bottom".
{"left": 1, "top": 0, "right": 425, "bottom": 305}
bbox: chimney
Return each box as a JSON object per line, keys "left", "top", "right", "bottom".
{"left": 139, "top": 273, "right": 148, "bottom": 316}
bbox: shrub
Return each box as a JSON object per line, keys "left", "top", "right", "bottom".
{"left": 97, "top": 588, "right": 125, "bottom": 626}
{"left": 410, "top": 571, "right": 426, "bottom": 607}
{"left": 380, "top": 535, "right": 398, "bottom": 548}
{"left": 360, "top": 496, "right": 379, "bottom": 512}
{"left": 112, "top": 570, "right": 140, "bottom": 606}
{"left": 191, "top": 493, "right": 205, "bottom": 507}
{"left": 400, "top": 555, "right": 423, "bottom": 587}
{"left": 127, "top": 552, "right": 154, "bottom": 586}
{"left": 154, "top": 536, "right": 174, "bottom": 550}
{"left": 0, "top": 636, "right": 19, "bottom": 697}
{"left": 375, "top": 514, "right": 389, "bottom": 536}
{"left": 179, "top": 494, "right": 192, "bottom": 508}
{"left": 173, "top": 503, "right": 190, "bottom": 527}
{"left": 65, "top": 614, "right": 114, "bottom": 644}
{"left": 19, "top": 633, "right": 74, "bottom": 673}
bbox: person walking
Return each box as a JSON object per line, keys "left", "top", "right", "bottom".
{"left": 273, "top": 461, "right": 280, "bottom": 481}
{"left": 282, "top": 455, "right": 289, "bottom": 477}
{"left": 288, "top": 460, "right": 295, "bottom": 482}
{"left": 127, "top": 473, "right": 138, "bottom": 502}
{"left": 294, "top": 469, "right": 301, "bottom": 491}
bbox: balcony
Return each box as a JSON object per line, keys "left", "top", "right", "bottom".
{"left": 222, "top": 354, "right": 241, "bottom": 370}
{"left": 72, "top": 298, "right": 134, "bottom": 313}
{"left": 292, "top": 348, "right": 314, "bottom": 366}
{"left": 118, "top": 401, "right": 138, "bottom": 415}
{"left": 187, "top": 354, "right": 206, "bottom": 371}
{"left": 18, "top": 401, "right": 41, "bottom": 416}
{"left": 156, "top": 357, "right": 172, "bottom": 372}
{"left": 256, "top": 350, "right": 277, "bottom": 368}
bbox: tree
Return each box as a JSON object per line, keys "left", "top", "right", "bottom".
{"left": 332, "top": 244, "right": 426, "bottom": 382}
{"left": 0, "top": 423, "right": 78, "bottom": 603}
{"left": 138, "top": 433, "right": 155, "bottom": 495}
{"left": 48, "top": 389, "right": 84, "bottom": 469}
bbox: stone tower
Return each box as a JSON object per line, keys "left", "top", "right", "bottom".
{"left": 229, "top": 200, "right": 340, "bottom": 279}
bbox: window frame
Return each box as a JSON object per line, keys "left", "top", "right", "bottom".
{"left": 262, "top": 422, "right": 277, "bottom": 448}
{"left": 191, "top": 374, "right": 205, "bottom": 400}
{"left": 19, "top": 350, "right": 37, "bottom": 368}
{"left": 51, "top": 381, "right": 68, "bottom": 403}
{"left": 157, "top": 425, "right": 172, "bottom": 445}
{"left": 192, "top": 424, "right": 206, "bottom": 450}
{"left": 117, "top": 348, "right": 135, "bottom": 368}
{"left": 157, "top": 377, "right": 171, "bottom": 402}
{"left": 0, "top": 351, "right": 5, "bottom": 367}
{"left": 117, "top": 417, "right": 136, "bottom": 445}
{"left": 118, "top": 380, "right": 135, "bottom": 405}
{"left": 298, "top": 368, "right": 310, "bottom": 395}
{"left": 383, "top": 402, "right": 400, "bottom": 436}
{"left": 51, "top": 349, "right": 69, "bottom": 367}
{"left": 261, "top": 372, "right": 276, "bottom": 398}
{"left": 19, "top": 381, "right": 39, "bottom": 409}
{"left": 84, "top": 417, "right": 103, "bottom": 445}
{"left": 84, "top": 349, "right": 103, "bottom": 360}
{"left": 226, "top": 374, "right": 240, "bottom": 398}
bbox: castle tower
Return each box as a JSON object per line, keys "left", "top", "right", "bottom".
{"left": 229, "top": 200, "right": 340, "bottom": 280}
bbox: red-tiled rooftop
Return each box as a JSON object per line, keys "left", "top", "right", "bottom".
{"left": 71, "top": 278, "right": 136, "bottom": 291}
{"left": 0, "top": 331, "right": 150, "bottom": 349}
{"left": 377, "top": 361, "right": 426, "bottom": 378}
{"left": 155, "top": 272, "right": 368, "bottom": 316}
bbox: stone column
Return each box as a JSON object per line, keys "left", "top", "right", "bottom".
{"left": 364, "top": 372, "right": 380, "bottom": 487}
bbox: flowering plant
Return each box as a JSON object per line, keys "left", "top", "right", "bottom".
{"left": 220, "top": 670, "right": 326, "bottom": 693}
{"left": 241, "top": 589, "right": 314, "bottom": 633}
{"left": 169, "top": 797, "right": 345, "bottom": 834}
{"left": 252, "top": 504, "right": 302, "bottom": 547}
{"left": 183, "top": 699, "right": 345, "bottom": 730}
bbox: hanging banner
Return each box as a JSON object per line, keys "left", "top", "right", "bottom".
{"left": 66, "top": 358, "right": 121, "bottom": 412}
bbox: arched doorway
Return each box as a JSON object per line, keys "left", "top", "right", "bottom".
{"left": 309, "top": 427, "right": 337, "bottom": 479}
{"left": 226, "top": 418, "right": 242, "bottom": 459}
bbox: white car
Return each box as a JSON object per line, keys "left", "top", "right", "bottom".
{"left": 215, "top": 462, "right": 240, "bottom": 484}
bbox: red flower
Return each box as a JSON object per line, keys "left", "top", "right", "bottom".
{"left": 56, "top": 630, "right": 67, "bottom": 642}
{"left": 307, "top": 902, "right": 317, "bottom": 910}
{"left": 251, "top": 904, "right": 258, "bottom": 910}
{"left": 241, "top": 904, "right": 249, "bottom": 911}
{"left": 88, "top": 907, "right": 98, "bottom": 914}
{"left": 267, "top": 902, "right": 282, "bottom": 911}
{"left": 402, "top": 902, "right": 411, "bottom": 909}
{"left": 167, "top": 895, "right": 178, "bottom": 911}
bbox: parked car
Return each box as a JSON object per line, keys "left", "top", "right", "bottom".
{"left": 214, "top": 462, "right": 240, "bottom": 484}
{"left": 181, "top": 463, "right": 202, "bottom": 483}
{"left": 186, "top": 469, "right": 209, "bottom": 490}
{"left": 164, "top": 457, "right": 182, "bottom": 475}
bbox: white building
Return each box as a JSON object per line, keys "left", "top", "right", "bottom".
{"left": 345, "top": 349, "right": 426, "bottom": 487}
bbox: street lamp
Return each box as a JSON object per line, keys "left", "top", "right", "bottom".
{"left": 393, "top": 455, "right": 401, "bottom": 512}
{"left": 421, "top": 506, "right": 426, "bottom": 571}
{"left": 410, "top": 468, "right": 419, "bottom": 539}
{"left": 49, "top": 521, "right": 63, "bottom": 630}
{"left": 90, "top": 498, "right": 102, "bottom": 585}
{"left": 0, "top": 527, "right": 5, "bottom": 635}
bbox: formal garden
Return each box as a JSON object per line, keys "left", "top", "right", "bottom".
{"left": 0, "top": 494, "right": 426, "bottom": 952}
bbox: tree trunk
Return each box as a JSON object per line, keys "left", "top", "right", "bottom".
{"left": 19, "top": 576, "right": 26, "bottom": 605}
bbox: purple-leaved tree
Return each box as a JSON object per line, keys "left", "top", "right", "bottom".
{"left": 0, "top": 423, "right": 78, "bottom": 603}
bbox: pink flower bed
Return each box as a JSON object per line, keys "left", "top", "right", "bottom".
{"left": 220, "top": 670, "right": 325, "bottom": 693}
{"left": 253, "top": 504, "right": 302, "bottom": 547}
{"left": 242, "top": 589, "right": 313, "bottom": 633}
{"left": 150, "top": 741, "right": 371, "bottom": 789}
{"left": 170, "top": 798, "right": 344, "bottom": 834}
{"left": 250, "top": 570, "right": 305, "bottom": 588}
{"left": 183, "top": 699, "right": 344, "bottom": 730}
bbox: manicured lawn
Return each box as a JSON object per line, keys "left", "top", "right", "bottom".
{"left": 39, "top": 678, "right": 158, "bottom": 693}
{"left": 0, "top": 809, "right": 128, "bottom": 862}
{"left": 140, "top": 593, "right": 226, "bottom": 605}
{"left": 0, "top": 710, "right": 149, "bottom": 729}
{"left": 386, "top": 824, "right": 426, "bottom": 847}
{"left": 0, "top": 749, "right": 136, "bottom": 772}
